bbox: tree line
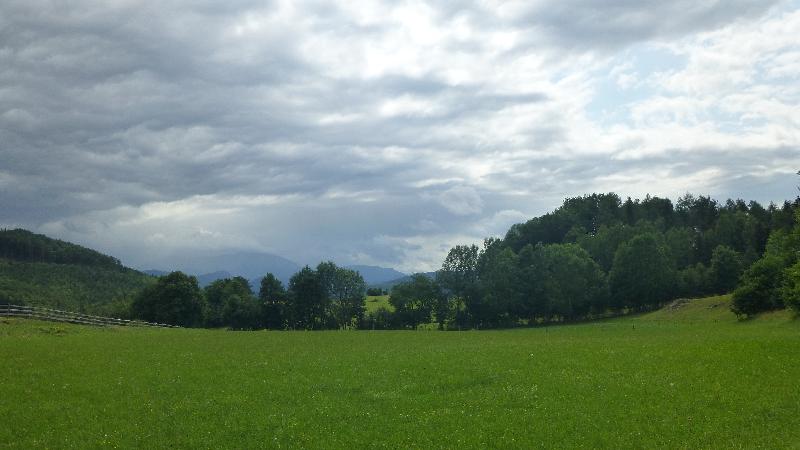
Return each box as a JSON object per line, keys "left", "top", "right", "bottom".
{"left": 131, "top": 262, "right": 368, "bottom": 329}
{"left": 376, "top": 192, "right": 799, "bottom": 329}
{"left": 731, "top": 207, "right": 800, "bottom": 316}
{"left": 129, "top": 191, "right": 800, "bottom": 329}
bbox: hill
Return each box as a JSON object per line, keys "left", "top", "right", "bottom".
{"left": 0, "top": 228, "right": 123, "bottom": 268}
{"left": 634, "top": 294, "right": 797, "bottom": 324}
{"left": 0, "top": 229, "right": 153, "bottom": 316}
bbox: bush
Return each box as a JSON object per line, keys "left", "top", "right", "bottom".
{"left": 131, "top": 272, "right": 204, "bottom": 327}
{"left": 780, "top": 261, "right": 800, "bottom": 313}
{"left": 223, "top": 294, "right": 261, "bottom": 330}
{"left": 731, "top": 255, "right": 785, "bottom": 317}
{"left": 362, "top": 306, "right": 394, "bottom": 330}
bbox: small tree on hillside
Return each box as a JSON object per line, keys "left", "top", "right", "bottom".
{"left": 731, "top": 255, "right": 786, "bottom": 317}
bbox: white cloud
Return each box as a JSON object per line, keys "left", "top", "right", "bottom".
{"left": 2, "top": 0, "right": 799, "bottom": 273}
{"left": 435, "top": 186, "right": 485, "bottom": 216}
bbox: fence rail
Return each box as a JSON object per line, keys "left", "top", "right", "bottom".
{"left": 0, "top": 304, "right": 179, "bottom": 328}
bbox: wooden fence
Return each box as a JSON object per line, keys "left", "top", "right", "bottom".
{"left": 0, "top": 304, "right": 179, "bottom": 328}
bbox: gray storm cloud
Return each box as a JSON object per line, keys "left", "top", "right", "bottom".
{"left": 1, "top": 0, "right": 798, "bottom": 272}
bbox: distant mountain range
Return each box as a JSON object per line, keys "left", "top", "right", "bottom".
{"left": 144, "top": 254, "right": 411, "bottom": 289}
{"left": 180, "top": 251, "right": 301, "bottom": 283}
{"left": 143, "top": 251, "right": 300, "bottom": 287}
{"left": 372, "top": 271, "right": 437, "bottom": 290}
{"left": 143, "top": 270, "right": 235, "bottom": 287}
{"left": 344, "top": 265, "right": 407, "bottom": 285}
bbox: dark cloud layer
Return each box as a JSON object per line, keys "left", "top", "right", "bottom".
{"left": 1, "top": 0, "right": 797, "bottom": 271}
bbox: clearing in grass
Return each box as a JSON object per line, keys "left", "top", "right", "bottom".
{"left": 365, "top": 294, "right": 392, "bottom": 313}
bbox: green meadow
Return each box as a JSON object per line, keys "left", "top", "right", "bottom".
{"left": 365, "top": 294, "right": 392, "bottom": 314}
{"left": 1, "top": 295, "right": 798, "bottom": 449}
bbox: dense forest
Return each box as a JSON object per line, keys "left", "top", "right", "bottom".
{"left": 2, "top": 191, "right": 799, "bottom": 329}
{"left": 424, "top": 193, "right": 800, "bottom": 329}
{"left": 0, "top": 229, "right": 153, "bottom": 316}
{"left": 0, "top": 228, "right": 123, "bottom": 268}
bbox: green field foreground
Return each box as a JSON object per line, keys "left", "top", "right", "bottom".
{"left": 1, "top": 296, "right": 798, "bottom": 449}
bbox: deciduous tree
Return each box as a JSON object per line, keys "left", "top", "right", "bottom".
{"left": 132, "top": 271, "right": 204, "bottom": 327}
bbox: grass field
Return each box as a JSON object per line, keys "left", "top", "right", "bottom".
{"left": 1, "top": 295, "right": 798, "bottom": 448}
{"left": 365, "top": 294, "right": 392, "bottom": 314}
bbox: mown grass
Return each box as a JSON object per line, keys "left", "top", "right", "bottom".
{"left": 1, "top": 296, "right": 798, "bottom": 449}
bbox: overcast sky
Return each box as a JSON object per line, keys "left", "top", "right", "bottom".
{"left": 1, "top": 0, "right": 799, "bottom": 272}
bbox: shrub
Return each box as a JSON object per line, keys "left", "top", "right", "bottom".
{"left": 731, "top": 255, "right": 785, "bottom": 317}
{"left": 131, "top": 272, "right": 204, "bottom": 327}
{"left": 780, "top": 261, "right": 800, "bottom": 313}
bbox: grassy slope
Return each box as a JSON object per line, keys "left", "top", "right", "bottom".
{"left": 0, "top": 258, "right": 154, "bottom": 315}
{"left": 637, "top": 295, "right": 750, "bottom": 322}
{"left": 365, "top": 294, "right": 393, "bottom": 313}
{"left": 1, "top": 296, "right": 798, "bottom": 449}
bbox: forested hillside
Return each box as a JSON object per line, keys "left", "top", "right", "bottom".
{"left": 0, "top": 228, "right": 123, "bottom": 268}
{"left": 0, "top": 229, "right": 154, "bottom": 316}
{"left": 408, "top": 193, "right": 800, "bottom": 329}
